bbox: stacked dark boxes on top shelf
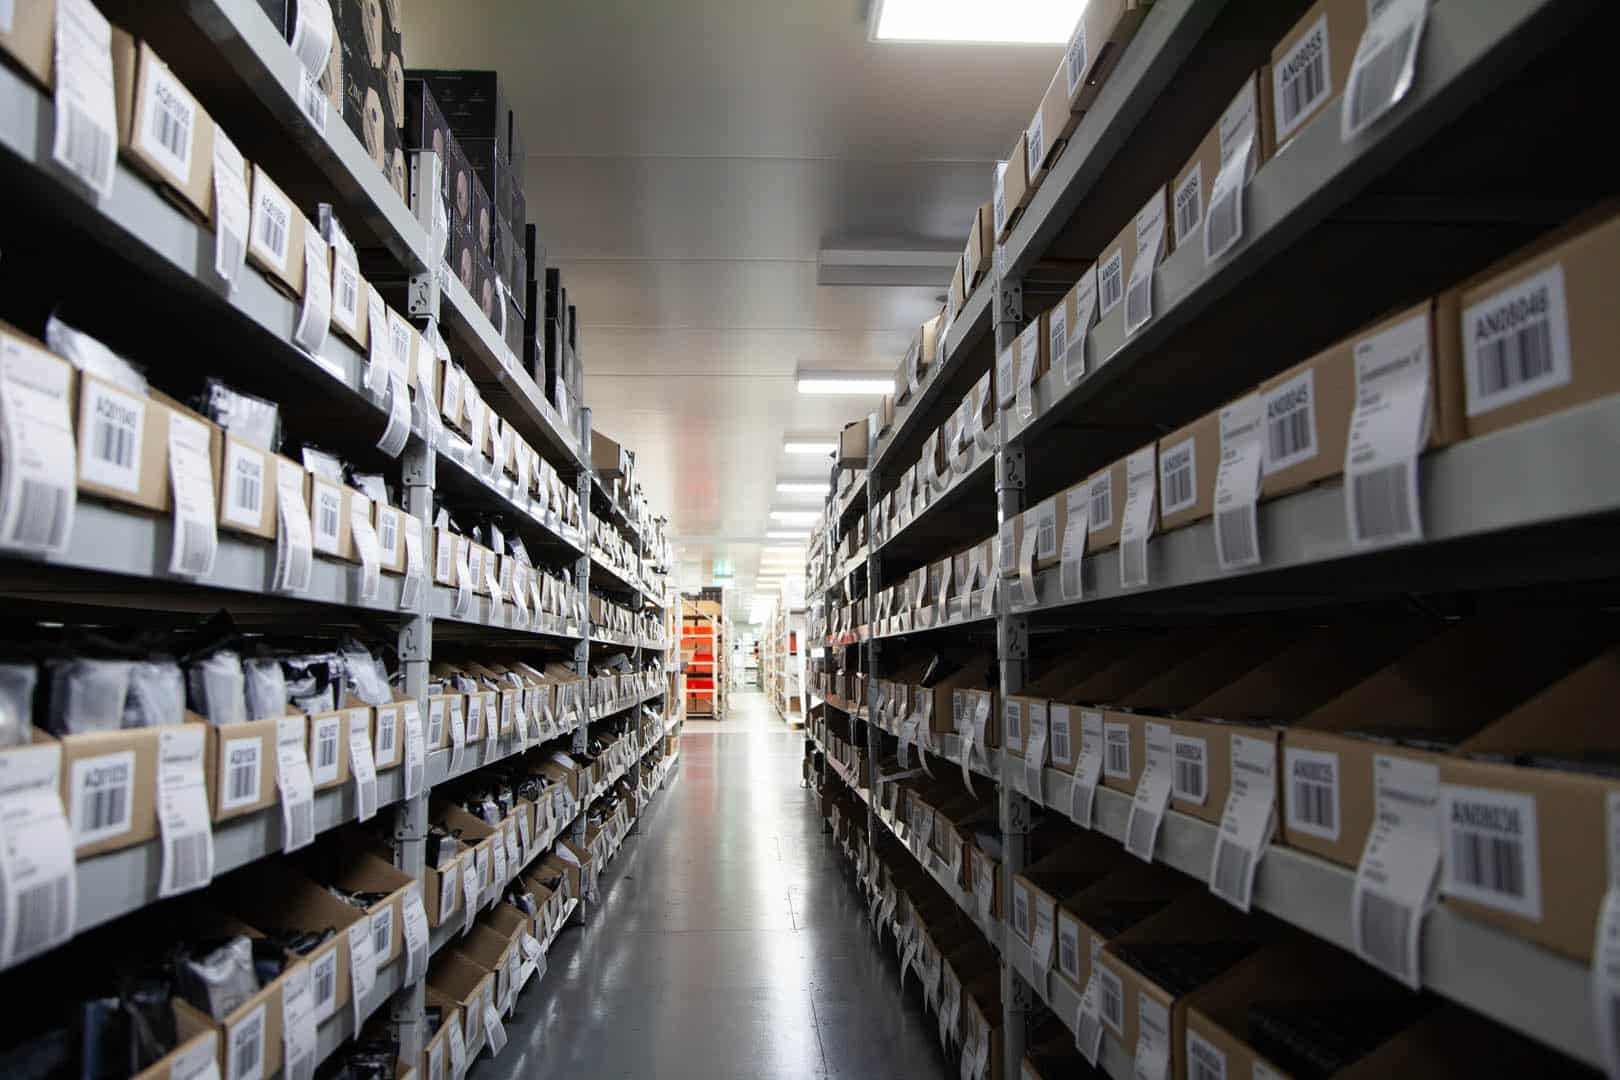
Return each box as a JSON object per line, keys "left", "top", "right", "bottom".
{"left": 407, "top": 69, "right": 529, "bottom": 352}
{"left": 526, "top": 268, "right": 583, "bottom": 424}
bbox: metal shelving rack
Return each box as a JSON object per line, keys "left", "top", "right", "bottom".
{"left": 0, "top": 3, "right": 674, "bottom": 1073}
{"left": 811, "top": 1, "right": 1619, "bottom": 1076}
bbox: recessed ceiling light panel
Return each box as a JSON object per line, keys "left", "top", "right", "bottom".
{"left": 869, "top": 0, "right": 1084, "bottom": 44}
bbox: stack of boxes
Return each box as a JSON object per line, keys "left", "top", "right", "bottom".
{"left": 407, "top": 69, "right": 530, "bottom": 350}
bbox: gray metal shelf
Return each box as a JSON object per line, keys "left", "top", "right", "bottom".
{"left": 434, "top": 446, "right": 586, "bottom": 560}
{"left": 873, "top": 591, "right": 997, "bottom": 640}
{"left": 869, "top": 281, "right": 992, "bottom": 476}
{"left": 429, "top": 585, "right": 585, "bottom": 642}
{"left": 1012, "top": 395, "right": 1620, "bottom": 619}
{"left": 873, "top": 447, "right": 996, "bottom": 564}
{"left": 589, "top": 550, "right": 643, "bottom": 596}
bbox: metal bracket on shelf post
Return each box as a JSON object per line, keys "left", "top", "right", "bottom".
{"left": 406, "top": 150, "right": 443, "bottom": 319}
{"left": 995, "top": 444, "right": 1026, "bottom": 495}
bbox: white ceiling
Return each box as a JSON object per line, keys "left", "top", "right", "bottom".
{"left": 403, "top": 0, "right": 1065, "bottom": 614}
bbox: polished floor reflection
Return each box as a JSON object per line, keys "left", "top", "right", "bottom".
{"left": 473, "top": 691, "right": 948, "bottom": 1079}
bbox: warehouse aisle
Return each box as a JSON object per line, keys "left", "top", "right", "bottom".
{"left": 476, "top": 691, "right": 946, "bottom": 1079}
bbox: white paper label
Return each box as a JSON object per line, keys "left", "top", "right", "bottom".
{"left": 1124, "top": 202, "right": 1164, "bottom": 337}
{"left": 273, "top": 460, "right": 314, "bottom": 593}
{"left": 219, "top": 440, "right": 265, "bottom": 529}
{"left": 1135, "top": 993, "right": 1170, "bottom": 1080}
{"left": 1016, "top": 525, "right": 1039, "bottom": 610}
{"left": 1065, "top": 16, "right": 1088, "bottom": 97}
{"left": 78, "top": 378, "right": 144, "bottom": 497}
{"left": 1345, "top": 311, "right": 1430, "bottom": 548}
{"left": 1075, "top": 971, "right": 1104, "bottom": 1065}
{"left": 310, "top": 480, "right": 342, "bottom": 556}
{"left": 346, "top": 919, "right": 377, "bottom": 1030}
{"left": 166, "top": 414, "right": 218, "bottom": 579}
{"left": 1262, "top": 369, "right": 1318, "bottom": 476}
{"left": 1126, "top": 722, "right": 1173, "bottom": 861}
{"left": 1594, "top": 793, "right": 1620, "bottom": 1080}
{"left": 274, "top": 715, "right": 315, "bottom": 852}
{"left": 1351, "top": 754, "right": 1439, "bottom": 988}
{"left": 219, "top": 735, "right": 261, "bottom": 812}
{"left": 1071, "top": 711, "right": 1106, "bottom": 827}
{"left": 347, "top": 711, "right": 378, "bottom": 822}
{"left": 1187, "top": 1030, "right": 1228, "bottom": 1080}
{"left": 225, "top": 1001, "right": 265, "bottom": 1080}
{"left": 136, "top": 65, "right": 200, "bottom": 185}
{"left": 309, "top": 713, "right": 340, "bottom": 787}
{"left": 0, "top": 745, "right": 75, "bottom": 969}
{"left": 250, "top": 175, "right": 294, "bottom": 279}
{"left": 1024, "top": 702, "right": 1048, "bottom": 801}
{"left": 1440, "top": 784, "right": 1541, "bottom": 920}
{"left": 1462, "top": 264, "right": 1573, "bottom": 418}
{"left": 1118, "top": 445, "right": 1156, "bottom": 589}
{"left": 289, "top": 0, "right": 334, "bottom": 74}
{"left": 1210, "top": 733, "right": 1276, "bottom": 911}
{"left": 1341, "top": 0, "right": 1427, "bottom": 140}
{"left": 400, "top": 883, "right": 428, "bottom": 984}
{"left": 1274, "top": 14, "right": 1332, "bottom": 142}
{"left": 68, "top": 749, "right": 134, "bottom": 847}
{"left": 1205, "top": 134, "right": 1252, "bottom": 265}
{"left": 212, "top": 132, "right": 251, "bottom": 287}
{"left": 52, "top": 0, "right": 118, "bottom": 198}
{"left": 1087, "top": 470, "right": 1113, "bottom": 535}
{"left": 1284, "top": 746, "right": 1340, "bottom": 841}
{"left": 1173, "top": 162, "right": 1202, "bottom": 251}
{"left": 156, "top": 725, "right": 212, "bottom": 897}
{"left": 0, "top": 340, "right": 77, "bottom": 556}
{"left": 1172, "top": 733, "right": 1208, "bottom": 806}
{"left": 447, "top": 1007, "right": 467, "bottom": 1078}
{"left": 293, "top": 230, "right": 332, "bottom": 357}
{"left": 1214, "top": 394, "right": 1264, "bottom": 571}
{"left": 460, "top": 846, "right": 479, "bottom": 935}
{"left": 377, "top": 374, "right": 411, "bottom": 459}
{"left": 349, "top": 496, "right": 382, "bottom": 603}
{"left": 310, "top": 947, "right": 337, "bottom": 1025}
{"left": 278, "top": 961, "right": 316, "bottom": 1080}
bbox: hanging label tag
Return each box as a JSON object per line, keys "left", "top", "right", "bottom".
{"left": 0, "top": 743, "right": 75, "bottom": 970}
{"left": 281, "top": 962, "right": 317, "bottom": 1080}
{"left": 330, "top": 245, "right": 362, "bottom": 341}
{"left": 1124, "top": 214, "right": 1164, "bottom": 337}
{"left": 273, "top": 461, "right": 314, "bottom": 593}
{"left": 53, "top": 0, "right": 118, "bottom": 198}
{"left": 1592, "top": 793, "right": 1620, "bottom": 1080}
{"left": 289, "top": 0, "right": 334, "bottom": 75}
{"left": 166, "top": 414, "right": 218, "bottom": 579}
{"left": 1215, "top": 394, "right": 1264, "bottom": 570}
{"left": 1031, "top": 893, "right": 1056, "bottom": 986}
{"left": 377, "top": 374, "right": 411, "bottom": 459}
{"left": 1351, "top": 754, "right": 1439, "bottom": 988}
{"left": 1024, "top": 702, "right": 1048, "bottom": 801}
{"left": 453, "top": 540, "right": 474, "bottom": 618}
{"left": 347, "top": 711, "right": 378, "bottom": 822}
{"left": 1341, "top": 0, "right": 1427, "bottom": 140}
{"left": 491, "top": 830, "right": 508, "bottom": 896}
{"left": 1205, "top": 133, "right": 1253, "bottom": 265}
{"left": 460, "top": 846, "right": 479, "bottom": 934}
{"left": 212, "top": 132, "right": 251, "bottom": 287}
{"left": 0, "top": 339, "right": 77, "bottom": 558}
{"left": 483, "top": 1001, "right": 508, "bottom": 1056}
{"left": 365, "top": 285, "right": 390, "bottom": 395}
{"left": 1209, "top": 734, "right": 1276, "bottom": 911}
{"left": 156, "top": 725, "right": 213, "bottom": 898}
{"left": 400, "top": 515, "right": 426, "bottom": 611}
{"left": 293, "top": 230, "right": 332, "bottom": 356}
{"left": 1075, "top": 971, "right": 1105, "bottom": 1065}
{"left": 1118, "top": 445, "right": 1156, "bottom": 589}
{"left": 401, "top": 883, "right": 429, "bottom": 985}
{"left": 349, "top": 495, "right": 382, "bottom": 603}
{"left": 400, "top": 701, "right": 425, "bottom": 799}
{"left": 275, "top": 715, "right": 315, "bottom": 852}
{"left": 1135, "top": 994, "right": 1171, "bottom": 1080}
{"left": 346, "top": 918, "right": 377, "bottom": 1030}
{"left": 446, "top": 1009, "right": 468, "bottom": 1079}
{"left": 1071, "top": 711, "right": 1105, "bottom": 827}
{"left": 1016, "top": 526, "right": 1039, "bottom": 609}
{"left": 1126, "top": 722, "right": 1174, "bottom": 861}
{"left": 1058, "top": 503, "right": 1088, "bottom": 601}
{"left": 1345, "top": 311, "right": 1430, "bottom": 549}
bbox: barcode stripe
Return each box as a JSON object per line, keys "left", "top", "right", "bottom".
{"left": 1450, "top": 829, "right": 1526, "bottom": 898}
{"left": 1217, "top": 507, "right": 1257, "bottom": 565}
{"left": 1268, "top": 407, "right": 1312, "bottom": 463}
{"left": 1213, "top": 842, "right": 1251, "bottom": 902}
{"left": 1280, "top": 41, "right": 1328, "bottom": 131}
{"left": 1294, "top": 778, "right": 1335, "bottom": 831}
{"left": 1175, "top": 760, "right": 1204, "bottom": 800}
{"left": 1351, "top": 463, "right": 1414, "bottom": 542}
{"left": 1359, "top": 892, "right": 1412, "bottom": 978}
{"left": 13, "top": 480, "right": 70, "bottom": 548}
{"left": 170, "top": 832, "right": 210, "bottom": 891}
{"left": 1477, "top": 319, "right": 1554, "bottom": 398}
{"left": 13, "top": 877, "right": 71, "bottom": 959}
{"left": 1349, "top": 25, "right": 1416, "bottom": 131}
{"left": 63, "top": 104, "right": 115, "bottom": 191}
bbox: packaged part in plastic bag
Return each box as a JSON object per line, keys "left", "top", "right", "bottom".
{"left": 49, "top": 658, "right": 133, "bottom": 736}
{"left": 244, "top": 658, "right": 290, "bottom": 722}
{"left": 0, "top": 663, "right": 36, "bottom": 747}
{"left": 123, "top": 660, "right": 183, "bottom": 728}
{"left": 186, "top": 650, "right": 246, "bottom": 726}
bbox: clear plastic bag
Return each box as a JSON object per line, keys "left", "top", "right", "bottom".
{"left": 123, "top": 660, "right": 183, "bottom": 728}
{"left": 339, "top": 640, "right": 391, "bottom": 707}
{"left": 49, "top": 658, "right": 133, "bottom": 735}
{"left": 175, "top": 936, "right": 259, "bottom": 1021}
{"left": 0, "top": 663, "right": 36, "bottom": 747}
{"left": 244, "top": 658, "right": 290, "bottom": 722}
{"left": 186, "top": 650, "right": 246, "bottom": 726}
{"left": 204, "top": 380, "right": 280, "bottom": 452}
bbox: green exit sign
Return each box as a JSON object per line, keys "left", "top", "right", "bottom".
{"left": 712, "top": 558, "right": 734, "bottom": 580}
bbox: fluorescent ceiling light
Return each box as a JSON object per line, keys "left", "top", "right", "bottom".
{"left": 869, "top": 0, "right": 1083, "bottom": 43}
{"left": 796, "top": 373, "right": 894, "bottom": 396}
{"left": 776, "top": 482, "right": 829, "bottom": 495}
{"left": 783, "top": 441, "right": 836, "bottom": 455}
{"left": 770, "top": 510, "right": 820, "bottom": 524}
{"left": 768, "top": 530, "right": 810, "bottom": 539}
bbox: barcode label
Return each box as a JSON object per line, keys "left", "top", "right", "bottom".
{"left": 227, "top": 1004, "right": 264, "bottom": 1080}
{"left": 1212, "top": 842, "right": 1252, "bottom": 903}
{"left": 313, "top": 716, "right": 340, "bottom": 781}
{"left": 1357, "top": 891, "right": 1413, "bottom": 979}
{"left": 223, "top": 443, "right": 265, "bottom": 528}
{"left": 1276, "top": 15, "right": 1331, "bottom": 141}
{"left": 11, "top": 877, "right": 72, "bottom": 961}
{"left": 80, "top": 381, "right": 142, "bottom": 494}
{"left": 167, "top": 831, "right": 210, "bottom": 893}
{"left": 312, "top": 483, "right": 341, "bottom": 553}
{"left": 1440, "top": 786, "right": 1541, "bottom": 919}
{"left": 377, "top": 507, "right": 398, "bottom": 557}
{"left": 220, "top": 737, "right": 261, "bottom": 810}
{"left": 1173, "top": 736, "right": 1207, "bottom": 804}
{"left": 1099, "top": 965, "right": 1124, "bottom": 1033}
{"left": 1345, "top": 20, "right": 1418, "bottom": 136}
{"left": 1173, "top": 165, "right": 1202, "bottom": 247}
{"left": 1349, "top": 463, "right": 1415, "bottom": 544}
{"left": 1285, "top": 748, "right": 1339, "bottom": 840}
{"left": 1088, "top": 472, "right": 1113, "bottom": 533}
{"left": 1126, "top": 805, "right": 1158, "bottom": 856}
{"left": 141, "top": 66, "right": 195, "bottom": 181}
{"left": 1098, "top": 250, "right": 1124, "bottom": 314}
{"left": 1159, "top": 438, "right": 1196, "bottom": 516}
{"left": 11, "top": 480, "right": 72, "bottom": 550}
{"left": 254, "top": 185, "right": 291, "bottom": 268}
{"left": 312, "top": 949, "right": 337, "bottom": 1022}
{"left": 1188, "top": 1031, "right": 1227, "bottom": 1080}
{"left": 1215, "top": 506, "right": 1257, "bottom": 566}
{"left": 1065, "top": 19, "right": 1088, "bottom": 97}
{"left": 372, "top": 906, "right": 392, "bottom": 959}
{"left": 1104, "top": 723, "right": 1130, "bottom": 779}
{"left": 177, "top": 520, "right": 213, "bottom": 576}
{"left": 59, "top": 103, "right": 116, "bottom": 195}
{"left": 71, "top": 751, "right": 134, "bottom": 844}
{"left": 1049, "top": 709, "right": 1072, "bottom": 764}
{"left": 1058, "top": 922, "right": 1079, "bottom": 978}
{"left": 377, "top": 708, "right": 397, "bottom": 758}
{"left": 1120, "top": 539, "right": 1147, "bottom": 588}
{"left": 1262, "top": 369, "right": 1317, "bottom": 472}
{"left": 1463, "top": 265, "right": 1572, "bottom": 416}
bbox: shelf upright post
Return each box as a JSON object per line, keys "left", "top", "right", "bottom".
{"left": 862, "top": 467, "right": 881, "bottom": 851}
{"left": 572, "top": 407, "right": 594, "bottom": 921}
{"left": 630, "top": 522, "right": 644, "bottom": 836}
{"left": 993, "top": 261, "right": 1034, "bottom": 1080}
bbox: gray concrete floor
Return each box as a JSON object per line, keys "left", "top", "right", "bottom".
{"left": 473, "top": 691, "right": 948, "bottom": 1079}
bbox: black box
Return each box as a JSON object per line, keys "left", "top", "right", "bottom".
{"left": 407, "top": 70, "right": 506, "bottom": 143}
{"left": 462, "top": 137, "right": 517, "bottom": 248}
{"left": 470, "top": 173, "right": 494, "bottom": 277}
{"left": 525, "top": 225, "right": 547, "bottom": 287}
{"left": 337, "top": 0, "right": 405, "bottom": 200}
{"left": 492, "top": 222, "right": 523, "bottom": 303}
{"left": 507, "top": 108, "right": 525, "bottom": 178}
{"left": 504, "top": 292, "right": 524, "bottom": 358}
{"left": 476, "top": 252, "right": 499, "bottom": 328}
{"left": 403, "top": 77, "right": 451, "bottom": 158}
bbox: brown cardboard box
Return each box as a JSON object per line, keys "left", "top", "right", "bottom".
{"left": 1081, "top": 458, "right": 1128, "bottom": 553}
{"left": 1026, "top": 68, "right": 1074, "bottom": 191}
{"left": 110, "top": 30, "right": 216, "bottom": 222}
{"left": 205, "top": 715, "right": 279, "bottom": 821}
{"left": 1437, "top": 645, "right": 1620, "bottom": 963}
{"left": 839, "top": 417, "right": 870, "bottom": 468}
{"left": 59, "top": 720, "right": 206, "bottom": 858}
{"left": 967, "top": 200, "right": 995, "bottom": 290}
{"left": 1183, "top": 940, "right": 1417, "bottom": 1080}
{"left": 133, "top": 1001, "right": 217, "bottom": 1080}
{"left": 1282, "top": 619, "right": 1610, "bottom": 868}
{"left": 210, "top": 435, "right": 293, "bottom": 541}
{"left": 69, "top": 369, "right": 165, "bottom": 514}
{"left": 1096, "top": 187, "right": 1170, "bottom": 344}
{"left": 450, "top": 924, "right": 519, "bottom": 1012}
{"left": 1268, "top": 0, "right": 1368, "bottom": 152}
{"left": 1155, "top": 410, "right": 1219, "bottom": 534}
{"left": 247, "top": 166, "right": 308, "bottom": 298}
{"left": 1062, "top": 0, "right": 1152, "bottom": 116}
{"left": 1053, "top": 861, "right": 1195, "bottom": 997}
{"left": 428, "top": 952, "right": 495, "bottom": 1059}
{"left": 994, "top": 138, "right": 1030, "bottom": 243}
{"left": 1171, "top": 623, "right": 1438, "bottom": 827}
{"left": 1047, "top": 266, "right": 1098, "bottom": 386}
{"left": 0, "top": 0, "right": 54, "bottom": 88}
{"left": 1095, "top": 890, "right": 1275, "bottom": 1061}
{"left": 306, "top": 708, "right": 352, "bottom": 793}
{"left": 219, "top": 862, "right": 366, "bottom": 1021}
{"left": 1009, "top": 833, "right": 1128, "bottom": 947}
{"left": 1003, "top": 636, "right": 1154, "bottom": 759}
{"left": 424, "top": 850, "right": 465, "bottom": 928}
{"left": 1259, "top": 299, "right": 1466, "bottom": 499}
{"left": 306, "top": 475, "right": 360, "bottom": 563}
{"left": 590, "top": 430, "right": 627, "bottom": 478}
{"left": 1455, "top": 208, "right": 1620, "bottom": 438}
{"left": 1170, "top": 71, "right": 1271, "bottom": 255}
{"left": 419, "top": 1002, "right": 456, "bottom": 1080}
{"left": 329, "top": 851, "right": 413, "bottom": 966}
